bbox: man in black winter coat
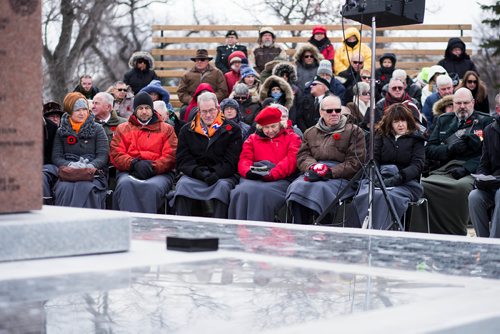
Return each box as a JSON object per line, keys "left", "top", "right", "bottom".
{"left": 437, "top": 37, "right": 477, "bottom": 79}
{"left": 469, "top": 92, "right": 500, "bottom": 238}
{"left": 123, "top": 51, "right": 159, "bottom": 95}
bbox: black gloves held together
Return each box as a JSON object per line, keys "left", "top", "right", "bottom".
{"left": 450, "top": 167, "right": 468, "bottom": 180}
{"left": 131, "top": 159, "right": 155, "bottom": 180}
{"left": 193, "top": 166, "right": 219, "bottom": 186}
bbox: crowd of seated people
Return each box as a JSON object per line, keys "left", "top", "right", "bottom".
{"left": 42, "top": 27, "right": 500, "bottom": 239}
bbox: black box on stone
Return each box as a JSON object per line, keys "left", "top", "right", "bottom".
{"left": 0, "top": 0, "right": 42, "bottom": 213}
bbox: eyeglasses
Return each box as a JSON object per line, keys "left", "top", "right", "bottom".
{"left": 116, "top": 88, "right": 127, "bottom": 92}
{"left": 353, "top": 61, "right": 364, "bottom": 65}
{"left": 199, "top": 108, "right": 218, "bottom": 114}
{"left": 466, "top": 80, "right": 477, "bottom": 84}
{"left": 361, "top": 76, "right": 371, "bottom": 80}
{"left": 310, "top": 83, "right": 319, "bottom": 87}
{"left": 322, "top": 108, "right": 342, "bottom": 114}
{"left": 454, "top": 100, "right": 472, "bottom": 106}
{"left": 303, "top": 55, "right": 314, "bottom": 59}
{"left": 234, "top": 96, "right": 247, "bottom": 100}
{"left": 391, "top": 86, "right": 404, "bottom": 91}
{"left": 360, "top": 92, "right": 370, "bottom": 96}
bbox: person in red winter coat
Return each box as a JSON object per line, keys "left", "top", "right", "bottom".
{"left": 224, "top": 50, "right": 247, "bottom": 94}
{"left": 228, "top": 106, "right": 301, "bottom": 222}
{"left": 308, "top": 25, "right": 334, "bottom": 63}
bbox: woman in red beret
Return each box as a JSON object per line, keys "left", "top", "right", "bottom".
{"left": 228, "top": 106, "right": 302, "bottom": 222}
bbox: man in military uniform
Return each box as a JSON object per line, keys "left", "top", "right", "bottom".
{"left": 415, "top": 87, "right": 493, "bottom": 235}
{"left": 215, "top": 30, "right": 248, "bottom": 74}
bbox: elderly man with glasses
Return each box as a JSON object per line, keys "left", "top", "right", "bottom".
{"left": 286, "top": 95, "right": 366, "bottom": 225}
{"left": 412, "top": 88, "right": 493, "bottom": 235}
{"left": 363, "top": 78, "right": 422, "bottom": 130}
{"left": 172, "top": 92, "right": 242, "bottom": 218}
{"left": 111, "top": 81, "right": 135, "bottom": 119}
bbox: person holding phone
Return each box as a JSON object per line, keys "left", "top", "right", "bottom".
{"left": 228, "top": 106, "right": 301, "bottom": 222}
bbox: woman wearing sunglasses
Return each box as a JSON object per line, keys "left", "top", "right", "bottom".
{"left": 457, "top": 71, "right": 490, "bottom": 114}
{"left": 286, "top": 95, "right": 366, "bottom": 225}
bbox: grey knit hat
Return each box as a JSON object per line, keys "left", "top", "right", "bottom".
{"left": 317, "top": 60, "right": 333, "bottom": 77}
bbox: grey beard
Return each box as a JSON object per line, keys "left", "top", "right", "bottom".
{"left": 263, "top": 40, "right": 273, "bottom": 47}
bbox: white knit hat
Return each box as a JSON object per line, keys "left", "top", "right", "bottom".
{"left": 317, "top": 60, "right": 333, "bottom": 77}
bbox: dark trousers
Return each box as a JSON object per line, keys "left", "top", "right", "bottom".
{"left": 175, "top": 195, "right": 228, "bottom": 218}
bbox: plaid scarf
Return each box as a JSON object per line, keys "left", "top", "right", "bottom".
{"left": 191, "top": 111, "right": 224, "bottom": 138}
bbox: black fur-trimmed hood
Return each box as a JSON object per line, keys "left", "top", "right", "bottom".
{"left": 272, "top": 62, "right": 298, "bottom": 83}
{"left": 293, "top": 43, "right": 323, "bottom": 64}
{"left": 259, "top": 75, "right": 294, "bottom": 110}
{"left": 128, "top": 51, "right": 155, "bottom": 69}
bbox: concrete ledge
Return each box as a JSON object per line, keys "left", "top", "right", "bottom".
{"left": 0, "top": 206, "right": 131, "bottom": 262}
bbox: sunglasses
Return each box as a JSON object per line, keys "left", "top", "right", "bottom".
{"left": 322, "top": 108, "right": 342, "bottom": 114}
{"left": 310, "top": 83, "right": 319, "bottom": 87}
{"left": 361, "top": 76, "right": 371, "bottom": 80}
{"left": 234, "top": 96, "right": 247, "bottom": 100}
{"left": 116, "top": 88, "right": 128, "bottom": 92}
{"left": 303, "top": 55, "right": 314, "bottom": 59}
{"left": 353, "top": 61, "right": 364, "bottom": 64}
{"left": 466, "top": 80, "right": 477, "bottom": 84}
{"left": 391, "top": 86, "right": 404, "bottom": 91}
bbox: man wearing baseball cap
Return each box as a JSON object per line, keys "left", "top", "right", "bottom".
{"left": 296, "top": 75, "right": 333, "bottom": 132}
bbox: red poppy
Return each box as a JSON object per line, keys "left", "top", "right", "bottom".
{"left": 110, "top": 126, "right": 117, "bottom": 132}
{"left": 67, "top": 135, "right": 77, "bottom": 145}
{"left": 465, "top": 119, "right": 472, "bottom": 125}
{"left": 333, "top": 133, "right": 341, "bottom": 140}
{"left": 245, "top": 109, "right": 251, "bottom": 114}
{"left": 225, "top": 125, "right": 232, "bottom": 131}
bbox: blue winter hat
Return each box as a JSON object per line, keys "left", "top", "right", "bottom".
{"left": 220, "top": 98, "right": 240, "bottom": 112}
{"left": 240, "top": 65, "right": 258, "bottom": 80}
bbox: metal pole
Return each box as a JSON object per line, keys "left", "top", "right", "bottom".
{"left": 367, "top": 16, "right": 377, "bottom": 230}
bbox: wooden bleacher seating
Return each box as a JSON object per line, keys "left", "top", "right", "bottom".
{"left": 151, "top": 24, "right": 473, "bottom": 108}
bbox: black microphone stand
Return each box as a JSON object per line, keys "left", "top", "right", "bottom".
{"left": 313, "top": 16, "right": 403, "bottom": 231}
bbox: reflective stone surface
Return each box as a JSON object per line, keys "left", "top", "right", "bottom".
{"left": 1, "top": 210, "right": 500, "bottom": 333}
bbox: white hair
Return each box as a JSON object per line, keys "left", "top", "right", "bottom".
{"left": 197, "top": 91, "right": 218, "bottom": 106}
{"left": 392, "top": 69, "right": 407, "bottom": 81}
{"left": 94, "top": 92, "right": 114, "bottom": 106}
{"left": 436, "top": 75, "right": 453, "bottom": 87}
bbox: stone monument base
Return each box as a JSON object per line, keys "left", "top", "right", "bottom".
{"left": 0, "top": 206, "right": 131, "bottom": 262}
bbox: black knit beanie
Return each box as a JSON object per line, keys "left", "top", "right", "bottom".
{"left": 133, "top": 92, "right": 154, "bottom": 111}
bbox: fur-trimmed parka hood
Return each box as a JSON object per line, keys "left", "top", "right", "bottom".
{"left": 272, "top": 62, "right": 298, "bottom": 84}
{"left": 128, "top": 51, "right": 155, "bottom": 70}
{"left": 293, "top": 43, "right": 323, "bottom": 65}
{"left": 432, "top": 95, "right": 454, "bottom": 116}
{"left": 259, "top": 75, "right": 294, "bottom": 110}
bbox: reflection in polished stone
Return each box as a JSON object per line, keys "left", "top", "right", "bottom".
{"left": 132, "top": 217, "right": 500, "bottom": 280}
{"left": 1, "top": 258, "right": 464, "bottom": 333}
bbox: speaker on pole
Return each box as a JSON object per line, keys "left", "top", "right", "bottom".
{"left": 341, "top": 0, "right": 426, "bottom": 27}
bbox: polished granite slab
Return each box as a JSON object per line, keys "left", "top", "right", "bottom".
{"left": 1, "top": 209, "right": 500, "bottom": 333}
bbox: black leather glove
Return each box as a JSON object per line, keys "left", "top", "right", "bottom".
{"left": 132, "top": 160, "right": 154, "bottom": 180}
{"left": 475, "top": 178, "right": 500, "bottom": 192}
{"left": 204, "top": 172, "right": 219, "bottom": 186}
{"left": 450, "top": 167, "right": 468, "bottom": 180}
{"left": 448, "top": 139, "right": 468, "bottom": 155}
{"left": 246, "top": 170, "right": 264, "bottom": 180}
{"left": 383, "top": 174, "right": 403, "bottom": 187}
{"left": 193, "top": 166, "right": 211, "bottom": 181}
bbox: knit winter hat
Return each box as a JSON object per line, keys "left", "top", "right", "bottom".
{"left": 312, "top": 25, "right": 327, "bottom": 35}
{"left": 228, "top": 50, "right": 246, "bottom": 65}
{"left": 255, "top": 106, "right": 282, "bottom": 126}
{"left": 133, "top": 92, "right": 154, "bottom": 111}
{"left": 220, "top": 98, "right": 240, "bottom": 112}
{"left": 317, "top": 60, "right": 333, "bottom": 77}
{"left": 63, "top": 92, "right": 88, "bottom": 114}
{"left": 233, "top": 83, "right": 250, "bottom": 96}
{"left": 240, "top": 65, "right": 258, "bottom": 80}
{"left": 43, "top": 101, "right": 63, "bottom": 117}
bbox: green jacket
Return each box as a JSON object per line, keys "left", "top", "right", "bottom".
{"left": 99, "top": 110, "right": 127, "bottom": 146}
{"left": 426, "top": 111, "right": 493, "bottom": 172}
